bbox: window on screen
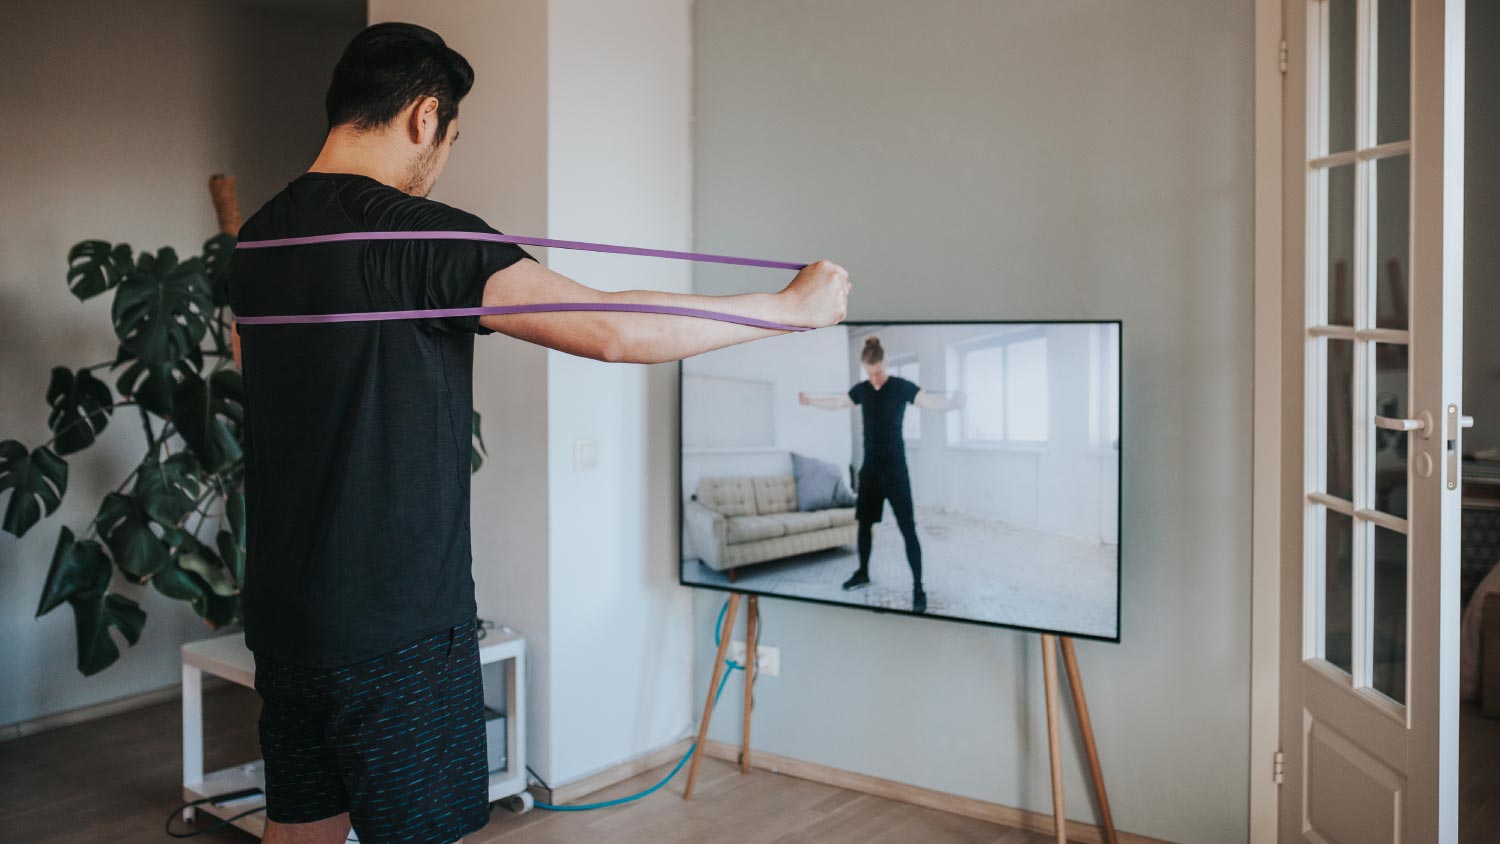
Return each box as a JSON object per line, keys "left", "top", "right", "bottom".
{"left": 961, "top": 336, "right": 1049, "bottom": 443}
{"left": 1089, "top": 323, "right": 1121, "bottom": 449}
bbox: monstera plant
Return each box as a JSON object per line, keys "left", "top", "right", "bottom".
{"left": 1, "top": 176, "right": 490, "bottom": 676}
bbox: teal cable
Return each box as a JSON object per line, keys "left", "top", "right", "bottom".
{"left": 532, "top": 599, "right": 748, "bottom": 811}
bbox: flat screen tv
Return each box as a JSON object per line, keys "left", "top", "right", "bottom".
{"left": 678, "top": 320, "right": 1121, "bottom": 641}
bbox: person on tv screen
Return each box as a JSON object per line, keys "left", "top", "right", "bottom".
{"left": 798, "top": 336, "right": 961, "bottom": 614}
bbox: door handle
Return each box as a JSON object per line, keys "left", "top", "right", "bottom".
{"left": 1374, "top": 416, "right": 1426, "bottom": 432}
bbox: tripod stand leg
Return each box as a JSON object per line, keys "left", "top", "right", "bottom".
{"left": 742, "top": 595, "right": 757, "bottom": 773}
{"left": 1042, "top": 634, "right": 1067, "bottom": 844}
{"left": 684, "top": 592, "right": 741, "bottom": 800}
{"left": 1061, "top": 637, "right": 1117, "bottom": 844}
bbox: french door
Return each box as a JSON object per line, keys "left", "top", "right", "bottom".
{"left": 1277, "top": 0, "right": 1466, "bottom": 841}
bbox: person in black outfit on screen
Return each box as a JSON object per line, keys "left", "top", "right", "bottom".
{"left": 799, "top": 336, "right": 962, "bottom": 614}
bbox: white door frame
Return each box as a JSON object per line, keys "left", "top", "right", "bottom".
{"left": 1253, "top": 1, "right": 1467, "bottom": 841}
{"left": 1250, "top": 0, "right": 1286, "bottom": 841}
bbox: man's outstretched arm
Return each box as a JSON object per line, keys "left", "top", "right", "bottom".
{"left": 914, "top": 389, "right": 964, "bottom": 411}
{"left": 476, "top": 257, "right": 850, "bottom": 363}
{"left": 798, "top": 392, "right": 854, "bottom": 410}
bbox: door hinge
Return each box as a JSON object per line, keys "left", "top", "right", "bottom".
{"left": 1273, "top": 750, "right": 1285, "bottom": 785}
{"left": 1279, "top": 39, "right": 1289, "bottom": 74}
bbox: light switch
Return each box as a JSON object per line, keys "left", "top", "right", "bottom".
{"left": 573, "top": 439, "right": 598, "bottom": 469}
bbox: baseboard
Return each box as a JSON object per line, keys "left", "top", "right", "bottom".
{"left": 544, "top": 737, "right": 696, "bottom": 805}
{"left": 0, "top": 674, "right": 233, "bottom": 744}
{"left": 701, "top": 740, "right": 1174, "bottom": 844}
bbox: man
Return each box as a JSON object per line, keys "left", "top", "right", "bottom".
{"left": 798, "top": 337, "right": 960, "bottom": 615}
{"left": 227, "top": 22, "right": 848, "bottom": 844}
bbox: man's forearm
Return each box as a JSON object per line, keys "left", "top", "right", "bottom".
{"left": 601, "top": 289, "right": 799, "bottom": 364}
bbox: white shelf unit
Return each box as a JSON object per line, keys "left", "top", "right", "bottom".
{"left": 180, "top": 627, "right": 529, "bottom": 839}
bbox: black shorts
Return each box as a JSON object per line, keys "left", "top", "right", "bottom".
{"left": 252, "top": 617, "right": 489, "bottom": 844}
{"left": 855, "top": 460, "right": 915, "bottom": 525}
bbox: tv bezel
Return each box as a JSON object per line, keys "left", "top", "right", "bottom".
{"left": 675, "top": 318, "right": 1123, "bottom": 644}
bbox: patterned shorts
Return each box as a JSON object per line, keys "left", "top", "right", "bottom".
{"left": 252, "top": 618, "right": 489, "bottom": 844}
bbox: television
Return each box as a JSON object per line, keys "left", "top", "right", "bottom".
{"left": 678, "top": 320, "right": 1121, "bottom": 641}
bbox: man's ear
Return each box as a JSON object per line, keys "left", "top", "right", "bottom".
{"left": 406, "top": 96, "right": 441, "bottom": 146}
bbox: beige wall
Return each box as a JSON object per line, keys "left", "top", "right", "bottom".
{"left": 689, "top": 2, "right": 1253, "bottom": 842}
{"left": 0, "top": 0, "right": 361, "bottom": 728}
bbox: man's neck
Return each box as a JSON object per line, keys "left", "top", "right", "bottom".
{"left": 307, "top": 128, "right": 407, "bottom": 190}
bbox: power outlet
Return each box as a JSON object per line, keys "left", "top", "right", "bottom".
{"left": 728, "top": 641, "right": 780, "bottom": 677}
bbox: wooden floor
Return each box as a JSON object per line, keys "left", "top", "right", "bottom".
{"left": 0, "top": 683, "right": 1053, "bottom": 844}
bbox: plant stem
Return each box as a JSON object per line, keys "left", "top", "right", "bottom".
{"left": 139, "top": 407, "right": 158, "bottom": 456}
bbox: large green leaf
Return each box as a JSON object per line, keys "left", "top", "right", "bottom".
{"left": 172, "top": 370, "right": 244, "bottom": 473}
{"left": 220, "top": 484, "right": 246, "bottom": 586}
{"left": 0, "top": 441, "right": 68, "bottom": 537}
{"left": 203, "top": 233, "right": 237, "bottom": 308}
{"left": 67, "top": 240, "right": 133, "bottom": 301}
{"left": 115, "top": 358, "right": 185, "bottom": 418}
{"left": 94, "top": 492, "right": 170, "bottom": 577}
{"left": 225, "top": 484, "right": 245, "bottom": 544}
{"left": 68, "top": 592, "right": 145, "bottom": 675}
{"left": 134, "top": 452, "right": 202, "bottom": 525}
{"left": 216, "top": 528, "right": 245, "bottom": 587}
{"left": 111, "top": 248, "right": 213, "bottom": 364}
{"left": 36, "top": 527, "right": 112, "bottom": 617}
{"left": 178, "top": 541, "right": 238, "bottom": 597}
{"left": 153, "top": 534, "right": 238, "bottom": 625}
{"left": 471, "top": 410, "right": 487, "bottom": 474}
{"left": 45, "top": 367, "right": 114, "bottom": 455}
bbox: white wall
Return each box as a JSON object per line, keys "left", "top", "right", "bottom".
{"left": 543, "top": 0, "right": 696, "bottom": 784}
{"left": 370, "top": 0, "right": 559, "bottom": 776}
{"left": 0, "top": 0, "right": 360, "bottom": 729}
{"left": 371, "top": 0, "right": 697, "bottom": 787}
{"left": 689, "top": 2, "right": 1252, "bottom": 842}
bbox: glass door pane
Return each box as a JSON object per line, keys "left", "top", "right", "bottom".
{"left": 1305, "top": 0, "right": 1411, "bottom": 706}
{"left": 1375, "top": 155, "right": 1409, "bottom": 328}
{"left": 1326, "top": 508, "right": 1355, "bottom": 672}
{"left": 1327, "top": 0, "right": 1358, "bottom": 152}
{"left": 1328, "top": 164, "right": 1357, "bottom": 325}
{"left": 1374, "top": 0, "right": 1410, "bottom": 145}
{"left": 1371, "top": 524, "right": 1407, "bottom": 704}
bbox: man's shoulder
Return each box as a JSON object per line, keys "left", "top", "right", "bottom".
{"left": 363, "top": 185, "right": 492, "bottom": 234}
{"left": 240, "top": 174, "right": 493, "bottom": 238}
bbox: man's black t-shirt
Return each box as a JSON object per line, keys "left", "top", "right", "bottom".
{"left": 848, "top": 376, "right": 920, "bottom": 466}
{"left": 227, "top": 172, "right": 533, "bottom": 668}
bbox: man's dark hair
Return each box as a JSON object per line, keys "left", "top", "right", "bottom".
{"left": 325, "top": 22, "right": 474, "bottom": 139}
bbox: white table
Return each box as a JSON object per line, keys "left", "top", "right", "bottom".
{"left": 181, "top": 627, "right": 529, "bottom": 839}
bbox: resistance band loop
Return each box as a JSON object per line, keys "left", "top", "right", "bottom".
{"left": 232, "top": 231, "right": 812, "bottom": 332}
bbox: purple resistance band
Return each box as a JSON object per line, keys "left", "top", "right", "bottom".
{"left": 232, "top": 231, "right": 813, "bottom": 332}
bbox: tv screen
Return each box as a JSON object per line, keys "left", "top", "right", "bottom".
{"left": 678, "top": 321, "right": 1121, "bottom": 641}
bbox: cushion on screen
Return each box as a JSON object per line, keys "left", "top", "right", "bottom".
{"left": 791, "top": 452, "right": 857, "bottom": 511}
